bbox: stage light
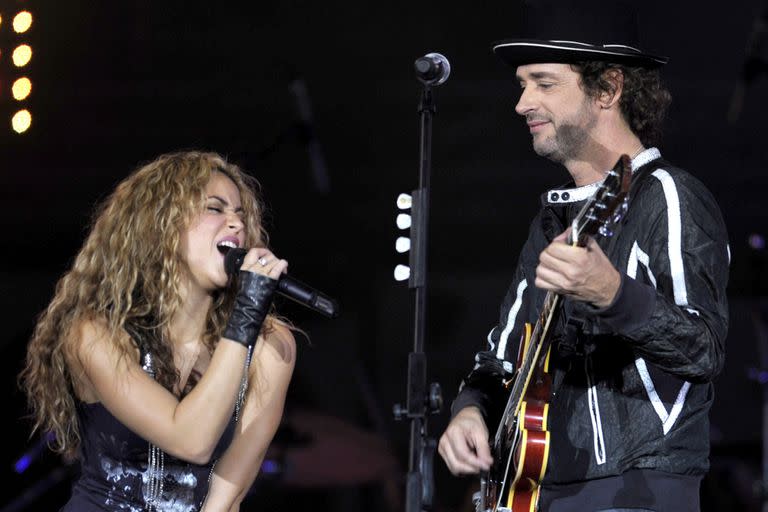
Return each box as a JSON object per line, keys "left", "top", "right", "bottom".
{"left": 13, "top": 11, "right": 32, "bottom": 33}
{"left": 5, "top": 10, "right": 35, "bottom": 135}
{"left": 11, "top": 44, "right": 32, "bottom": 68}
{"left": 12, "top": 77, "right": 31, "bottom": 100}
{"left": 11, "top": 109, "right": 31, "bottom": 133}
{"left": 12, "top": 44, "right": 32, "bottom": 67}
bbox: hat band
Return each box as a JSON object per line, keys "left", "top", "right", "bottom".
{"left": 493, "top": 41, "right": 665, "bottom": 61}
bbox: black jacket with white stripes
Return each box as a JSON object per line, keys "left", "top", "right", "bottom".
{"left": 451, "top": 148, "right": 729, "bottom": 485}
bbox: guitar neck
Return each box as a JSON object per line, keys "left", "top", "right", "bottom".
{"left": 494, "top": 290, "right": 561, "bottom": 443}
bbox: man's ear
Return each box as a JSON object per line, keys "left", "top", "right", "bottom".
{"left": 599, "top": 68, "right": 624, "bottom": 109}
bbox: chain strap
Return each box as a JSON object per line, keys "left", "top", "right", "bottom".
{"left": 140, "top": 351, "right": 165, "bottom": 510}
{"left": 235, "top": 344, "right": 253, "bottom": 422}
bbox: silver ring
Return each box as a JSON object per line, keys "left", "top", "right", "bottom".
{"left": 258, "top": 257, "right": 268, "bottom": 266}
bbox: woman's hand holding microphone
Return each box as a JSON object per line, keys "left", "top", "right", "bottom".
{"left": 222, "top": 248, "right": 288, "bottom": 349}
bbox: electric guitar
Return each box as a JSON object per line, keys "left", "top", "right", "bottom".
{"left": 477, "top": 154, "right": 632, "bottom": 512}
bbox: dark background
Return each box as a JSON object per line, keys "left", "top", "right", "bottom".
{"left": 2, "top": 1, "right": 768, "bottom": 510}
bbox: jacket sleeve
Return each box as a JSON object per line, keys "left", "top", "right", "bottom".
{"left": 450, "top": 223, "right": 542, "bottom": 425}
{"left": 589, "top": 170, "right": 729, "bottom": 382}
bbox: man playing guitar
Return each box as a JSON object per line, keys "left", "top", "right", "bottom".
{"left": 437, "top": 1, "right": 729, "bottom": 511}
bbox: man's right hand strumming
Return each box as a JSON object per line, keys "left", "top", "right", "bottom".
{"left": 438, "top": 406, "right": 494, "bottom": 475}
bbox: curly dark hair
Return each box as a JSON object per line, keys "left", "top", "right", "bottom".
{"left": 574, "top": 61, "right": 672, "bottom": 147}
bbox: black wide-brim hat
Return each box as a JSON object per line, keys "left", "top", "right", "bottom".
{"left": 493, "top": 0, "right": 668, "bottom": 69}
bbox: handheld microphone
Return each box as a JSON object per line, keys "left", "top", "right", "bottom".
{"left": 224, "top": 248, "right": 340, "bottom": 319}
{"left": 414, "top": 52, "right": 451, "bottom": 86}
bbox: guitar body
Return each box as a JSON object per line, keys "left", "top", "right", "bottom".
{"left": 476, "top": 155, "right": 632, "bottom": 512}
{"left": 480, "top": 323, "right": 552, "bottom": 512}
{"left": 508, "top": 400, "right": 549, "bottom": 512}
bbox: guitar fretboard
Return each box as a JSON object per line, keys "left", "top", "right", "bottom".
{"left": 494, "top": 290, "right": 560, "bottom": 444}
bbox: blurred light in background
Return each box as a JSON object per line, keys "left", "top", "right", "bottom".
{"left": 11, "top": 109, "right": 31, "bottom": 133}
{"left": 12, "top": 11, "right": 32, "bottom": 33}
{"left": 3, "top": 8, "right": 34, "bottom": 134}
{"left": 749, "top": 233, "right": 766, "bottom": 251}
{"left": 12, "top": 44, "right": 32, "bottom": 67}
{"left": 12, "top": 77, "right": 31, "bottom": 100}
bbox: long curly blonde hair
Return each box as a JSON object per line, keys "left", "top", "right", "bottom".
{"left": 20, "top": 151, "right": 272, "bottom": 460}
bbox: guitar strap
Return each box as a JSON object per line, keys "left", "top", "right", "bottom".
{"left": 549, "top": 303, "right": 585, "bottom": 395}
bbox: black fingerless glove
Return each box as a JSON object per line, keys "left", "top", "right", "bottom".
{"left": 223, "top": 271, "right": 278, "bottom": 348}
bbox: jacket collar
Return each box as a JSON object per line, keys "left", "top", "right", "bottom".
{"left": 543, "top": 147, "right": 662, "bottom": 205}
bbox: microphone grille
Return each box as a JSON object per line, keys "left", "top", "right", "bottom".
{"left": 418, "top": 52, "right": 451, "bottom": 86}
{"left": 224, "top": 248, "right": 247, "bottom": 277}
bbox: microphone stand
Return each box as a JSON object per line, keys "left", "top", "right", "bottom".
{"left": 393, "top": 82, "right": 444, "bottom": 512}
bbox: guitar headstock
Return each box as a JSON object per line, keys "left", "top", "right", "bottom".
{"left": 569, "top": 154, "right": 631, "bottom": 246}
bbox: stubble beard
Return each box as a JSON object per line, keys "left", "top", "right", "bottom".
{"left": 531, "top": 99, "right": 597, "bottom": 164}
{"left": 533, "top": 124, "right": 590, "bottom": 164}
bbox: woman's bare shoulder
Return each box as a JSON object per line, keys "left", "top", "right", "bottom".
{"left": 68, "top": 315, "right": 138, "bottom": 402}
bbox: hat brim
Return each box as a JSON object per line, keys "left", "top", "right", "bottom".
{"left": 493, "top": 39, "right": 668, "bottom": 69}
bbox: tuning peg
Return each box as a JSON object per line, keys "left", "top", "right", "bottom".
{"left": 612, "top": 199, "right": 629, "bottom": 224}
{"left": 394, "top": 264, "right": 411, "bottom": 281}
{"left": 598, "top": 225, "right": 614, "bottom": 238}
{"left": 397, "top": 193, "right": 412, "bottom": 210}
{"left": 396, "top": 237, "right": 411, "bottom": 253}
{"left": 396, "top": 213, "right": 412, "bottom": 229}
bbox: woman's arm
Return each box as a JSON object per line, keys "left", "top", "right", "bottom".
{"left": 200, "top": 322, "right": 297, "bottom": 511}
{"left": 73, "top": 249, "right": 287, "bottom": 463}
{"left": 73, "top": 316, "right": 253, "bottom": 464}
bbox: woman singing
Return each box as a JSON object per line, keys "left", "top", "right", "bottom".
{"left": 21, "top": 150, "right": 297, "bottom": 511}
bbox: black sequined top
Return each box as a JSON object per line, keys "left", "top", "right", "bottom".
{"left": 60, "top": 401, "right": 236, "bottom": 511}
{"left": 60, "top": 321, "right": 239, "bottom": 511}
